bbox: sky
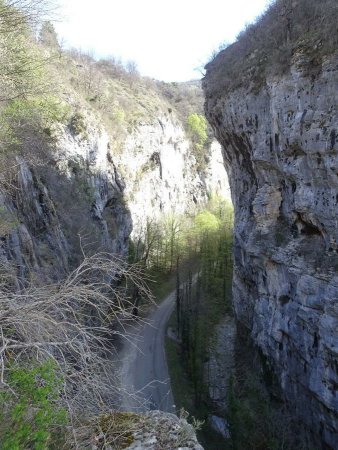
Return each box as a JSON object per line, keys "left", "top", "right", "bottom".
{"left": 54, "top": 0, "right": 271, "bottom": 82}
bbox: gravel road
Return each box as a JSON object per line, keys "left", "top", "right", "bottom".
{"left": 120, "top": 288, "right": 176, "bottom": 413}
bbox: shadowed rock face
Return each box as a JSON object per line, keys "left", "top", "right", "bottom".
{"left": 0, "top": 127, "right": 133, "bottom": 284}
{"left": 204, "top": 52, "right": 338, "bottom": 448}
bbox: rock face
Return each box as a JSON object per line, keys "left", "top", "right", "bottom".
{"left": 115, "top": 113, "right": 230, "bottom": 239}
{"left": 0, "top": 119, "right": 132, "bottom": 282}
{"left": 204, "top": 51, "right": 338, "bottom": 448}
{"left": 0, "top": 105, "right": 229, "bottom": 282}
{"left": 124, "top": 411, "right": 204, "bottom": 450}
{"left": 205, "top": 317, "right": 235, "bottom": 411}
{"left": 87, "top": 411, "right": 203, "bottom": 450}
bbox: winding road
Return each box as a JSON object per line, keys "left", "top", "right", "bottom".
{"left": 120, "top": 288, "right": 176, "bottom": 413}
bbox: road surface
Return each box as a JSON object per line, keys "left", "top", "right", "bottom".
{"left": 120, "top": 288, "right": 176, "bottom": 413}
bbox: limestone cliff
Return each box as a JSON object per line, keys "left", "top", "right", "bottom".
{"left": 0, "top": 85, "right": 229, "bottom": 283}
{"left": 0, "top": 120, "right": 132, "bottom": 282}
{"left": 204, "top": 44, "right": 338, "bottom": 449}
{"left": 116, "top": 114, "right": 230, "bottom": 239}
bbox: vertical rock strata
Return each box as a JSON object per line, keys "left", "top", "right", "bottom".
{"left": 204, "top": 53, "right": 338, "bottom": 447}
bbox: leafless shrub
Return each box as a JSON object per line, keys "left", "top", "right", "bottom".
{"left": 0, "top": 253, "right": 153, "bottom": 434}
{"left": 96, "top": 56, "right": 127, "bottom": 81}
{"left": 156, "top": 79, "right": 204, "bottom": 121}
{"left": 0, "top": 0, "right": 56, "bottom": 33}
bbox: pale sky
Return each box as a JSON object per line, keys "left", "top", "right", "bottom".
{"left": 54, "top": 0, "right": 271, "bottom": 82}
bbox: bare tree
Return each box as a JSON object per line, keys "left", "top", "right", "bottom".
{"left": 0, "top": 1, "right": 55, "bottom": 101}
{"left": 0, "top": 0, "right": 56, "bottom": 33}
{"left": 0, "top": 253, "right": 153, "bottom": 443}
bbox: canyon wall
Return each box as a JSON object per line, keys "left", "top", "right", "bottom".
{"left": 204, "top": 51, "right": 338, "bottom": 448}
{"left": 115, "top": 113, "right": 230, "bottom": 239}
{"left": 0, "top": 102, "right": 229, "bottom": 282}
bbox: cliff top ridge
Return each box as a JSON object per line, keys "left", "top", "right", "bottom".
{"left": 204, "top": 0, "right": 338, "bottom": 97}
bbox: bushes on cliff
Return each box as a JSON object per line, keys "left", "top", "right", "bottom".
{"left": 0, "top": 0, "right": 69, "bottom": 171}
{"left": 156, "top": 80, "right": 204, "bottom": 120}
{"left": 205, "top": 0, "right": 338, "bottom": 94}
{"left": 0, "top": 0, "right": 54, "bottom": 102}
{"left": 187, "top": 114, "right": 208, "bottom": 148}
{"left": 1, "top": 96, "right": 70, "bottom": 146}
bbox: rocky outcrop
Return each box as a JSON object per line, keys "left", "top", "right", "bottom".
{"left": 204, "top": 51, "right": 338, "bottom": 448}
{"left": 205, "top": 317, "right": 235, "bottom": 412}
{"left": 86, "top": 411, "right": 203, "bottom": 450}
{"left": 124, "top": 411, "right": 203, "bottom": 450}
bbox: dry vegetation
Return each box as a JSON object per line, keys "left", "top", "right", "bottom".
{"left": 156, "top": 80, "right": 204, "bottom": 121}
{"left": 205, "top": 0, "right": 338, "bottom": 95}
{"left": 0, "top": 253, "right": 154, "bottom": 447}
{"left": 55, "top": 51, "right": 206, "bottom": 147}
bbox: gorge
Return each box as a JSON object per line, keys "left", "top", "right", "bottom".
{"left": 0, "top": 0, "right": 338, "bottom": 449}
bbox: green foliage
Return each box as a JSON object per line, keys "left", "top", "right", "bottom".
{"left": 0, "top": 14, "right": 46, "bottom": 102}
{"left": 0, "top": 1, "right": 69, "bottom": 155}
{"left": 187, "top": 113, "right": 208, "bottom": 148}
{"left": 112, "top": 108, "right": 126, "bottom": 124}
{"left": 187, "top": 113, "right": 209, "bottom": 170}
{"left": 0, "top": 0, "right": 70, "bottom": 170}
{"left": 4, "top": 95, "right": 69, "bottom": 126}
{"left": 0, "top": 359, "right": 68, "bottom": 449}
{"left": 130, "top": 197, "right": 233, "bottom": 274}
{"left": 194, "top": 210, "right": 220, "bottom": 233}
{"left": 225, "top": 351, "right": 309, "bottom": 450}
{"left": 183, "top": 200, "right": 233, "bottom": 390}
{"left": 164, "top": 198, "right": 234, "bottom": 449}
{"left": 227, "top": 375, "right": 279, "bottom": 450}
{"left": 0, "top": 95, "right": 70, "bottom": 149}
